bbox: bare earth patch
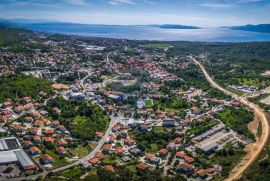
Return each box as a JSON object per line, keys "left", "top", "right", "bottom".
{"left": 52, "top": 83, "right": 69, "bottom": 90}
{"left": 261, "top": 70, "right": 270, "bottom": 77}
{"left": 248, "top": 114, "right": 259, "bottom": 135}
{"left": 260, "top": 95, "right": 270, "bottom": 105}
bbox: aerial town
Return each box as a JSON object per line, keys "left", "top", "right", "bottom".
{"left": 0, "top": 27, "right": 269, "bottom": 181}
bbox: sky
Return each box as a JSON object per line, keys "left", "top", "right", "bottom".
{"left": 0, "top": 0, "right": 269, "bottom": 27}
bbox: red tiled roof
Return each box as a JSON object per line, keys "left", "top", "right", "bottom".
{"left": 184, "top": 155, "right": 194, "bottom": 163}
{"left": 179, "top": 162, "right": 191, "bottom": 169}
{"left": 42, "top": 154, "right": 53, "bottom": 161}
{"left": 104, "top": 165, "right": 115, "bottom": 172}
{"left": 57, "top": 138, "right": 67, "bottom": 145}
{"left": 34, "top": 120, "right": 44, "bottom": 126}
{"left": 24, "top": 103, "right": 33, "bottom": 109}
{"left": 3, "top": 101, "right": 12, "bottom": 107}
{"left": 136, "top": 163, "right": 149, "bottom": 170}
{"left": 88, "top": 158, "right": 99, "bottom": 165}
{"left": 159, "top": 148, "right": 169, "bottom": 155}
{"left": 43, "top": 129, "right": 54, "bottom": 134}
{"left": 174, "top": 137, "right": 182, "bottom": 144}
{"left": 94, "top": 152, "right": 104, "bottom": 159}
{"left": 3, "top": 109, "right": 12, "bottom": 115}
{"left": 176, "top": 151, "right": 186, "bottom": 159}
{"left": 44, "top": 137, "right": 53, "bottom": 142}
{"left": 124, "top": 137, "right": 134, "bottom": 145}
{"left": 112, "top": 124, "right": 120, "bottom": 131}
{"left": 56, "top": 146, "right": 65, "bottom": 152}
{"left": 25, "top": 116, "right": 33, "bottom": 121}
{"left": 144, "top": 153, "right": 153, "bottom": 160}
{"left": 29, "top": 146, "right": 40, "bottom": 152}
{"left": 115, "top": 147, "right": 124, "bottom": 154}
{"left": 15, "top": 106, "right": 24, "bottom": 112}
{"left": 195, "top": 168, "right": 214, "bottom": 176}
{"left": 109, "top": 135, "right": 116, "bottom": 141}
{"left": 102, "top": 144, "right": 111, "bottom": 150}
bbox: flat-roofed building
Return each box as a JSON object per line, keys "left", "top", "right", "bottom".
{"left": 14, "top": 150, "right": 37, "bottom": 171}
{"left": 0, "top": 150, "right": 18, "bottom": 164}
{"left": 0, "top": 137, "right": 21, "bottom": 150}
{"left": 0, "top": 137, "right": 37, "bottom": 171}
{"left": 0, "top": 140, "right": 9, "bottom": 150}
{"left": 197, "top": 143, "right": 219, "bottom": 154}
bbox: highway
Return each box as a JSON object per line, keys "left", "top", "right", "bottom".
{"left": 191, "top": 56, "right": 269, "bottom": 181}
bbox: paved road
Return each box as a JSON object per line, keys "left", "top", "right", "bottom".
{"left": 191, "top": 56, "right": 270, "bottom": 181}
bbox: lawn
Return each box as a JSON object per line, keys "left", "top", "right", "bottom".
{"left": 143, "top": 43, "right": 171, "bottom": 49}
{"left": 226, "top": 86, "right": 245, "bottom": 96}
{"left": 59, "top": 167, "right": 84, "bottom": 178}
{"left": 126, "top": 163, "right": 137, "bottom": 172}
{"left": 236, "top": 78, "right": 260, "bottom": 88}
{"left": 144, "top": 99, "right": 153, "bottom": 107}
{"left": 68, "top": 143, "right": 96, "bottom": 158}
{"left": 47, "top": 150, "right": 69, "bottom": 168}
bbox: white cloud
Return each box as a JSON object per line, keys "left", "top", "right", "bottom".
{"left": 199, "top": 3, "right": 234, "bottom": 9}
{"left": 109, "top": 0, "right": 135, "bottom": 5}
{"left": 64, "top": 0, "right": 86, "bottom": 5}
{"left": 236, "top": 0, "right": 262, "bottom": 3}
{"left": 143, "top": 0, "right": 155, "bottom": 5}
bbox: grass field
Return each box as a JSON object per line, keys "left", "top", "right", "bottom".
{"left": 236, "top": 78, "right": 260, "bottom": 88}
{"left": 68, "top": 143, "right": 96, "bottom": 158}
{"left": 59, "top": 167, "right": 84, "bottom": 178}
{"left": 143, "top": 43, "right": 171, "bottom": 49}
{"left": 144, "top": 99, "right": 153, "bottom": 107}
{"left": 47, "top": 150, "right": 69, "bottom": 168}
{"left": 226, "top": 86, "right": 245, "bottom": 96}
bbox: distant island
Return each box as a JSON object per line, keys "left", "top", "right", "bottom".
{"left": 151, "top": 24, "right": 200, "bottom": 29}
{"left": 1, "top": 19, "right": 270, "bottom": 42}
{"left": 229, "top": 24, "right": 270, "bottom": 33}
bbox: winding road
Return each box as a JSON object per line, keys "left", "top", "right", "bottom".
{"left": 191, "top": 56, "right": 269, "bottom": 181}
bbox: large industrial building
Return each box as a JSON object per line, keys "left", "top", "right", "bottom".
{"left": 0, "top": 137, "right": 37, "bottom": 171}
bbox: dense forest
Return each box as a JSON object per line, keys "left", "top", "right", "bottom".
{"left": 0, "top": 26, "right": 37, "bottom": 47}
{"left": 215, "top": 106, "right": 254, "bottom": 139}
{"left": 46, "top": 97, "right": 109, "bottom": 141}
{"left": 0, "top": 74, "right": 52, "bottom": 102}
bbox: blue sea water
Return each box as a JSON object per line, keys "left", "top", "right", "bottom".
{"left": 23, "top": 23, "right": 270, "bottom": 42}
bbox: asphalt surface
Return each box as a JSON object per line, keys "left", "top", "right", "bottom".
{"left": 191, "top": 56, "right": 269, "bottom": 181}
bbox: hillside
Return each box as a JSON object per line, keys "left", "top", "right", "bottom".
{"left": 229, "top": 24, "right": 270, "bottom": 33}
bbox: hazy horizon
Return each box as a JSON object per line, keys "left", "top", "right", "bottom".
{"left": 1, "top": 0, "right": 270, "bottom": 28}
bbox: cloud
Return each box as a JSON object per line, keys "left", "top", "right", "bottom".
{"left": 199, "top": 3, "right": 234, "bottom": 9}
{"left": 109, "top": 0, "right": 135, "bottom": 5}
{"left": 143, "top": 0, "right": 155, "bottom": 5}
{"left": 64, "top": 0, "right": 86, "bottom": 5}
{"left": 1, "top": 0, "right": 87, "bottom": 7}
{"left": 199, "top": 0, "right": 262, "bottom": 9}
{"left": 236, "top": 0, "right": 262, "bottom": 3}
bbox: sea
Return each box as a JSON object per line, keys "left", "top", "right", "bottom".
{"left": 22, "top": 23, "right": 270, "bottom": 42}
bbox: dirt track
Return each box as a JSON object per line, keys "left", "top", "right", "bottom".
{"left": 192, "top": 57, "right": 270, "bottom": 181}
